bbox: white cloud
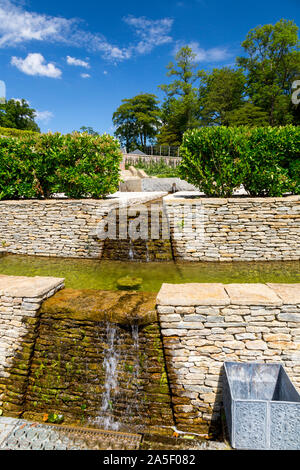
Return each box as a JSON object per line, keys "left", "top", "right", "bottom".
{"left": 11, "top": 53, "right": 62, "bottom": 78}
{"left": 35, "top": 110, "right": 53, "bottom": 122}
{"left": 80, "top": 73, "right": 90, "bottom": 78}
{"left": 66, "top": 56, "right": 90, "bottom": 68}
{"left": 103, "top": 70, "right": 108, "bottom": 75}
{"left": 0, "top": 0, "right": 76, "bottom": 47}
{"left": 124, "top": 15, "right": 173, "bottom": 54}
{"left": 0, "top": 1, "right": 174, "bottom": 61}
{"left": 174, "top": 41, "right": 231, "bottom": 63}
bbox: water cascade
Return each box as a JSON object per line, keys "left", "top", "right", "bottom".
{"left": 102, "top": 200, "right": 173, "bottom": 262}
{"left": 16, "top": 289, "right": 174, "bottom": 432}
{"left": 97, "top": 323, "right": 120, "bottom": 430}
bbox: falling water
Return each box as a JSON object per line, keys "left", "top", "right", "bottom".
{"left": 128, "top": 240, "right": 135, "bottom": 260}
{"left": 145, "top": 242, "right": 150, "bottom": 262}
{"left": 125, "top": 324, "right": 141, "bottom": 424}
{"left": 96, "top": 322, "right": 120, "bottom": 431}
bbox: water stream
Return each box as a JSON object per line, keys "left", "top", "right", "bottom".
{"left": 0, "top": 255, "right": 298, "bottom": 292}
{"left": 95, "top": 322, "right": 120, "bottom": 431}
{"left": 125, "top": 324, "right": 141, "bottom": 422}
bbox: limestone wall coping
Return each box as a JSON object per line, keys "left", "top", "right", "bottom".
{"left": 0, "top": 275, "right": 65, "bottom": 298}
{"left": 156, "top": 282, "right": 300, "bottom": 307}
{"left": 0, "top": 192, "right": 167, "bottom": 208}
{"left": 157, "top": 283, "right": 230, "bottom": 306}
{"left": 267, "top": 284, "right": 300, "bottom": 305}
{"left": 163, "top": 192, "right": 300, "bottom": 205}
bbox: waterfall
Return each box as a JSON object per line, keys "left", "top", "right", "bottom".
{"left": 128, "top": 240, "right": 135, "bottom": 260}
{"left": 145, "top": 242, "right": 150, "bottom": 262}
{"left": 95, "top": 322, "right": 120, "bottom": 431}
{"left": 91, "top": 321, "right": 148, "bottom": 431}
{"left": 125, "top": 324, "right": 141, "bottom": 423}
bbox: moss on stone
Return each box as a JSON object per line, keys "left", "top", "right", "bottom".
{"left": 40, "top": 288, "right": 157, "bottom": 326}
{"left": 116, "top": 276, "right": 143, "bottom": 290}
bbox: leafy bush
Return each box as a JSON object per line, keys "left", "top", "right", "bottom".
{"left": 179, "top": 127, "right": 245, "bottom": 196}
{"left": 241, "top": 126, "right": 298, "bottom": 196}
{"left": 0, "top": 126, "right": 39, "bottom": 138}
{"left": 179, "top": 126, "right": 299, "bottom": 197}
{"left": 0, "top": 132, "right": 122, "bottom": 200}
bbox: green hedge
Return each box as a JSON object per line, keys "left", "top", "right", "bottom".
{"left": 179, "top": 126, "right": 300, "bottom": 197}
{"left": 0, "top": 132, "right": 122, "bottom": 200}
{"left": 0, "top": 126, "right": 39, "bottom": 138}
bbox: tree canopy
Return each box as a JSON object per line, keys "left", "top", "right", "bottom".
{"left": 112, "top": 19, "right": 300, "bottom": 147}
{"left": 157, "top": 46, "right": 200, "bottom": 145}
{"left": 0, "top": 99, "right": 40, "bottom": 132}
{"left": 237, "top": 18, "right": 300, "bottom": 125}
{"left": 112, "top": 93, "right": 161, "bottom": 152}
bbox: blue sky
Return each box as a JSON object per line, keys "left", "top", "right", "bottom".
{"left": 0, "top": 0, "right": 299, "bottom": 134}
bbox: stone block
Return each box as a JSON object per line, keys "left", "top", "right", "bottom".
{"left": 157, "top": 283, "right": 230, "bottom": 306}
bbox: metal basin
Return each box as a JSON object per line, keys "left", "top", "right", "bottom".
{"left": 223, "top": 362, "right": 300, "bottom": 450}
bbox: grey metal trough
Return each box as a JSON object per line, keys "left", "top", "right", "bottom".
{"left": 223, "top": 362, "right": 300, "bottom": 450}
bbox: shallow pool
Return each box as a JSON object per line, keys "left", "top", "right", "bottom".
{"left": 0, "top": 254, "right": 299, "bottom": 292}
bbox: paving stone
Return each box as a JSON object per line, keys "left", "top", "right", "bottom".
{"left": 157, "top": 283, "right": 230, "bottom": 306}
{"left": 267, "top": 284, "right": 300, "bottom": 305}
{"left": 225, "top": 283, "right": 282, "bottom": 306}
{"left": 0, "top": 275, "right": 64, "bottom": 298}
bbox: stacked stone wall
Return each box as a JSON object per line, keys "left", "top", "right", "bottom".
{"left": 157, "top": 282, "right": 300, "bottom": 434}
{"left": 164, "top": 195, "right": 300, "bottom": 261}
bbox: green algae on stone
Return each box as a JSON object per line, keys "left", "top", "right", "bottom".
{"left": 116, "top": 276, "right": 143, "bottom": 290}
{"left": 40, "top": 288, "right": 157, "bottom": 326}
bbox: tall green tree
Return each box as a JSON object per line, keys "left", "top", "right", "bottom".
{"left": 199, "top": 67, "right": 246, "bottom": 126}
{"left": 158, "top": 46, "right": 200, "bottom": 145}
{"left": 237, "top": 19, "right": 300, "bottom": 125}
{"left": 226, "top": 103, "right": 269, "bottom": 126}
{"left": 0, "top": 99, "right": 40, "bottom": 132}
{"left": 77, "top": 126, "right": 99, "bottom": 136}
{"left": 113, "top": 93, "right": 161, "bottom": 152}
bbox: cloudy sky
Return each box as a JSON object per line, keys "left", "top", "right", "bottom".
{"left": 0, "top": 0, "right": 299, "bottom": 133}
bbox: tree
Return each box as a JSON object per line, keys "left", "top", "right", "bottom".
{"left": 198, "top": 67, "right": 246, "bottom": 126}
{"left": 77, "top": 126, "right": 99, "bottom": 136}
{"left": 157, "top": 46, "right": 200, "bottom": 145}
{"left": 226, "top": 103, "right": 269, "bottom": 126}
{"left": 0, "top": 99, "right": 40, "bottom": 132}
{"left": 237, "top": 19, "right": 300, "bottom": 125}
{"left": 112, "top": 93, "right": 161, "bottom": 152}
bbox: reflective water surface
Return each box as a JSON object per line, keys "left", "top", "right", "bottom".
{"left": 0, "top": 254, "right": 299, "bottom": 292}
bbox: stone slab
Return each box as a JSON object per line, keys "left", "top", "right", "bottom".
{"left": 267, "top": 284, "right": 300, "bottom": 305}
{"left": 142, "top": 178, "right": 197, "bottom": 192}
{"left": 157, "top": 283, "right": 230, "bottom": 306}
{"left": 0, "top": 275, "right": 64, "bottom": 298}
{"left": 163, "top": 192, "right": 300, "bottom": 204}
{"left": 225, "top": 284, "right": 282, "bottom": 306}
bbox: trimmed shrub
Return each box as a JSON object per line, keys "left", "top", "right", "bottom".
{"left": 0, "top": 126, "right": 39, "bottom": 138}
{"left": 179, "top": 126, "right": 299, "bottom": 197}
{"left": 241, "top": 126, "right": 299, "bottom": 197}
{"left": 0, "top": 132, "right": 122, "bottom": 200}
{"left": 179, "top": 127, "right": 245, "bottom": 197}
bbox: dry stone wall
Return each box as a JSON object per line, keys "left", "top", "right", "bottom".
{"left": 23, "top": 298, "right": 174, "bottom": 430}
{"left": 0, "top": 194, "right": 166, "bottom": 259}
{"left": 0, "top": 194, "right": 299, "bottom": 262}
{"left": 0, "top": 200, "right": 105, "bottom": 258}
{"left": 0, "top": 284, "right": 174, "bottom": 430}
{"left": 164, "top": 194, "right": 300, "bottom": 261}
{"left": 0, "top": 275, "right": 64, "bottom": 416}
{"left": 157, "top": 282, "right": 300, "bottom": 435}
